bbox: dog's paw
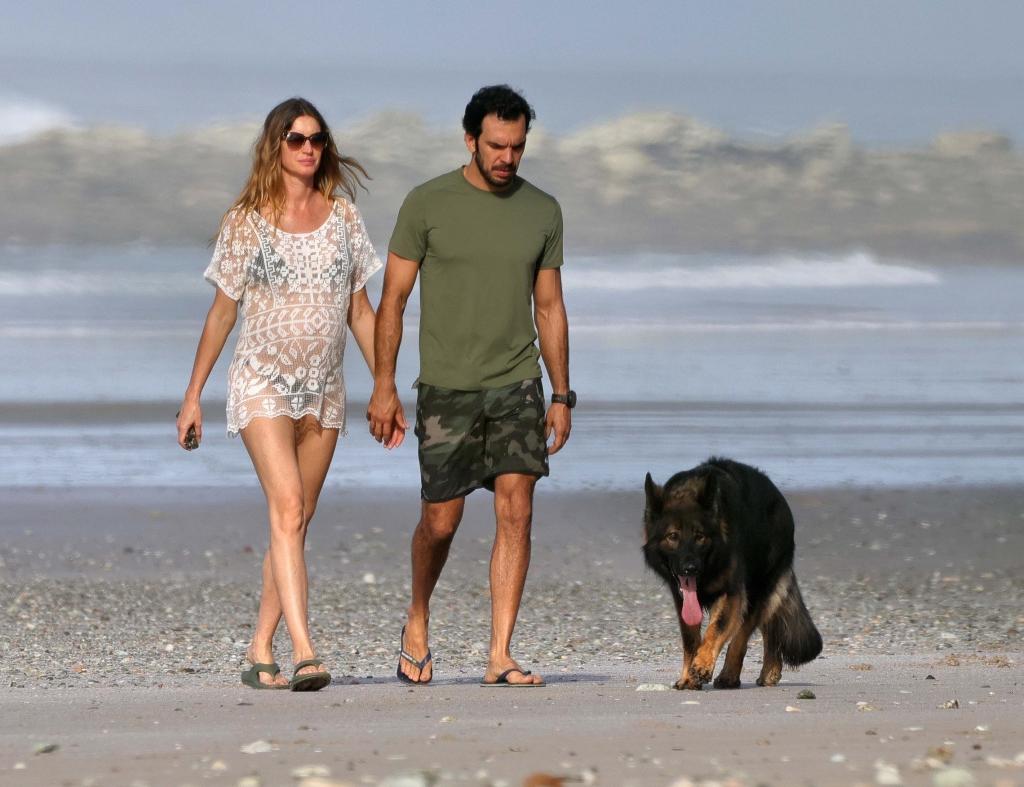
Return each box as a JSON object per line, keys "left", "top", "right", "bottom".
{"left": 673, "top": 675, "right": 705, "bottom": 691}
{"left": 713, "top": 673, "right": 741, "bottom": 689}
{"left": 755, "top": 671, "right": 781, "bottom": 687}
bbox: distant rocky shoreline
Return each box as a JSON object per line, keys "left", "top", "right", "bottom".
{"left": 3, "top": 111, "right": 1023, "bottom": 261}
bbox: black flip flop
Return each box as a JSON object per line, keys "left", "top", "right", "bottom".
{"left": 396, "top": 625, "right": 433, "bottom": 685}
{"left": 480, "top": 667, "right": 545, "bottom": 687}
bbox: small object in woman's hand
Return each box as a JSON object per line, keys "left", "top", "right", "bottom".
{"left": 177, "top": 411, "right": 199, "bottom": 451}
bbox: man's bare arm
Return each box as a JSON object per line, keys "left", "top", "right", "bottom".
{"left": 534, "top": 267, "right": 571, "bottom": 454}
{"left": 367, "top": 252, "right": 420, "bottom": 444}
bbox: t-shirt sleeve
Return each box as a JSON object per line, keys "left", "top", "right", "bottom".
{"left": 538, "top": 200, "right": 564, "bottom": 270}
{"left": 343, "top": 201, "right": 383, "bottom": 293}
{"left": 388, "top": 188, "right": 428, "bottom": 263}
{"left": 204, "top": 210, "right": 257, "bottom": 301}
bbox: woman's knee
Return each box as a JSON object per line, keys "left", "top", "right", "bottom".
{"left": 269, "top": 495, "right": 306, "bottom": 537}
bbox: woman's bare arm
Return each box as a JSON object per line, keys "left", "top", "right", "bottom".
{"left": 176, "top": 288, "right": 238, "bottom": 449}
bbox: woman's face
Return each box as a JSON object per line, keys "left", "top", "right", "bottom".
{"left": 280, "top": 115, "right": 324, "bottom": 180}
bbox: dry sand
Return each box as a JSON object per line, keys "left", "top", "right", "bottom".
{"left": 1, "top": 485, "right": 1021, "bottom": 786}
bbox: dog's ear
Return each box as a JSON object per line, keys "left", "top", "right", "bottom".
{"left": 698, "top": 472, "right": 722, "bottom": 522}
{"left": 644, "top": 473, "right": 663, "bottom": 535}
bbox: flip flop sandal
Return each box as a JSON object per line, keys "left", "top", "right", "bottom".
{"left": 289, "top": 658, "right": 332, "bottom": 692}
{"left": 480, "top": 667, "right": 545, "bottom": 687}
{"left": 396, "top": 625, "right": 433, "bottom": 685}
{"left": 241, "top": 661, "right": 289, "bottom": 690}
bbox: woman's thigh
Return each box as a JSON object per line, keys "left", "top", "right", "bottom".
{"left": 294, "top": 415, "right": 339, "bottom": 514}
{"left": 240, "top": 416, "right": 303, "bottom": 505}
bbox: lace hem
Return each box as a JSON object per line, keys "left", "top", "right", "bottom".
{"left": 227, "top": 407, "right": 348, "bottom": 439}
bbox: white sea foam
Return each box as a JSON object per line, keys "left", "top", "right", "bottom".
{"left": 0, "top": 270, "right": 201, "bottom": 297}
{"left": 566, "top": 251, "right": 941, "bottom": 290}
{"left": 0, "top": 251, "right": 938, "bottom": 298}
{"left": 0, "top": 95, "right": 78, "bottom": 145}
{"left": 0, "top": 321, "right": 195, "bottom": 339}
{"left": 571, "top": 318, "right": 1023, "bottom": 335}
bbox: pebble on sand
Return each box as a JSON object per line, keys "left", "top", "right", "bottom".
{"left": 240, "top": 739, "right": 275, "bottom": 754}
{"left": 635, "top": 683, "right": 669, "bottom": 691}
{"left": 932, "top": 768, "right": 977, "bottom": 787}
{"left": 377, "top": 771, "right": 436, "bottom": 787}
{"left": 292, "top": 765, "right": 331, "bottom": 778}
{"left": 797, "top": 689, "right": 816, "bottom": 699}
{"left": 874, "top": 759, "right": 902, "bottom": 785}
{"left": 33, "top": 742, "right": 58, "bottom": 755}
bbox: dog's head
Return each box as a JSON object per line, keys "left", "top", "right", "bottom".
{"left": 642, "top": 469, "right": 728, "bottom": 625}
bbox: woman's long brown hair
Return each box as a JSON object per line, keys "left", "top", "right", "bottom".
{"left": 220, "top": 97, "right": 368, "bottom": 231}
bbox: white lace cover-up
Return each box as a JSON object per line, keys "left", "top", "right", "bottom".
{"left": 204, "top": 200, "right": 381, "bottom": 437}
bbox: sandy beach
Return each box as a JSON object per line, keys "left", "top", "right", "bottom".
{"left": 1, "top": 484, "right": 1021, "bottom": 786}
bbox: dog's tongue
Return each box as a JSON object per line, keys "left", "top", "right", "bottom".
{"left": 679, "top": 576, "right": 703, "bottom": 626}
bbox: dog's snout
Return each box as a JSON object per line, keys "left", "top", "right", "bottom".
{"left": 681, "top": 562, "right": 699, "bottom": 576}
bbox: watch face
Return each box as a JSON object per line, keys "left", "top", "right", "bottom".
{"left": 566, "top": 390, "right": 577, "bottom": 408}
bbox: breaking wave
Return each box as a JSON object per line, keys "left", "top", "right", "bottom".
{"left": 567, "top": 251, "right": 941, "bottom": 290}
{"left": 0, "top": 95, "right": 77, "bottom": 145}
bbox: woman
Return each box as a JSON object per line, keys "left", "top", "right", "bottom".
{"left": 176, "top": 97, "right": 404, "bottom": 691}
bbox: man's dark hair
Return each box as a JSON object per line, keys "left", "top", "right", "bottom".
{"left": 462, "top": 85, "right": 535, "bottom": 139}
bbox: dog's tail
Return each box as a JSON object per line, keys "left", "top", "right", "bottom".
{"left": 761, "top": 569, "right": 823, "bottom": 667}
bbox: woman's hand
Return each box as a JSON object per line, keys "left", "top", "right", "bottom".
{"left": 176, "top": 399, "right": 202, "bottom": 450}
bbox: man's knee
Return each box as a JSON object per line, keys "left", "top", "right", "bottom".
{"left": 419, "top": 500, "right": 464, "bottom": 541}
{"left": 494, "top": 477, "right": 535, "bottom": 535}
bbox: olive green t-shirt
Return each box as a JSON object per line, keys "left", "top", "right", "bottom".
{"left": 389, "top": 168, "right": 564, "bottom": 390}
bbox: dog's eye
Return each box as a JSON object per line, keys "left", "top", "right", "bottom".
{"left": 695, "top": 532, "right": 709, "bottom": 543}
{"left": 665, "top": 531, "right": 680, "bottom": 543}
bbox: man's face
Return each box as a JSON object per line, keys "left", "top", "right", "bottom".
{"left": 466, "top": 114, "right": 527, "bottom": 189}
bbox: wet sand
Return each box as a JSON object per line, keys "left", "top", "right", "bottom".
{"left": 1, "top": 485, "right": 1022, "bottom": 786}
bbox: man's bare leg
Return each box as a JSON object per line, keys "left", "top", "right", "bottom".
{"left": 483, "top": 473, "right": 544, "bottom": 685}
{"left": 400, "top": 497, "right": 465, "bottom": 683}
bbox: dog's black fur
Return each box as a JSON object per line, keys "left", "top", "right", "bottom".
{"left": 643, "top": 457, "right": 822, "bottom": 689}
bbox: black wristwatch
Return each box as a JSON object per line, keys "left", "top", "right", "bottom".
{"left": 551, "top": 390, "right": 577, "bottom": 409}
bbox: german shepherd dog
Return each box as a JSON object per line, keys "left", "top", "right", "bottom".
{"left": 643, "top": 458, "right": 822, "bottom": 689}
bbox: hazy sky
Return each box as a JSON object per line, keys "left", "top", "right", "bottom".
{"left": 5, "top": 0, "right": 1023, "bottom": 76}
{"left": 4, "top": 2, "right": 1024, "bottom": 143}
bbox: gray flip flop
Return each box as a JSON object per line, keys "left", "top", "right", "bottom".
{"left": 289, "top": 658, "right": 331, "bottom": 692}
{"left": 241, "top": 661, "right": 289, "bottom": 690}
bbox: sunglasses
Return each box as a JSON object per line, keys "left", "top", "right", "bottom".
{"left": 281, "top": 130, "right": 329, "bottom": 150}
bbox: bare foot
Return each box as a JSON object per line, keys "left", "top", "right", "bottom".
{"left": 483, "top": 660, "right": 544, "bottom": 686}
{"left": 398, "top": 620, "right": 433, "bottom": 683}
{"left": 245, "top": 644, "right": 288, "bottom": 687}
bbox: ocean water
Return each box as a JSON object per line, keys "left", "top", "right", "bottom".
{"left": 1, "top": 247, "right": 1022, "bottom": 490}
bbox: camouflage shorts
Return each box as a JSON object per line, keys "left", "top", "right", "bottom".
{"left": 415, "top": 378, "right": 549, "bottom": 502}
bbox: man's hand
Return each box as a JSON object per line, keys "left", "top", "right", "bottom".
{"left": 367, "top": 382, "right": 408, "bottom": 449}
{"left": 544, "top": 403, "right": 572, "bottom": 455}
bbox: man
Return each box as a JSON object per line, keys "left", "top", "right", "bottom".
{"left": 367, "top": 85, "right": 573, "bottom": 687}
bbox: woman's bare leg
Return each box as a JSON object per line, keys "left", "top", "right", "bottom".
{"left": 241, "top": 415, "right": 338, "bottom": 678}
